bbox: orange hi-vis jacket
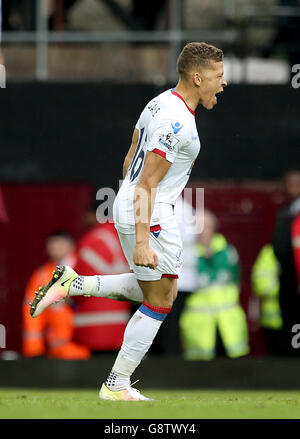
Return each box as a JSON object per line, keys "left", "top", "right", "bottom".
{"left": 23, "top": 260, "right": 90, "bottom": 359}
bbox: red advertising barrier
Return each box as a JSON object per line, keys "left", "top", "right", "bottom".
{"left": 0, "top": 181, "right": 286, "bottom": 355}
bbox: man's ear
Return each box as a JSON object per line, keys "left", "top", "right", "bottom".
{"left": 193, "top": 72, "right": 202, "bottom": 87}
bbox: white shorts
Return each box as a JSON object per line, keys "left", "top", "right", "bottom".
{"left": 117, "top": 223, "right": 183, "bottom": 281}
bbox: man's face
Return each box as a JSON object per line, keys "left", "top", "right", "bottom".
{"left": 198, "top": 61, "right": 227, "bottom": 110}
{"left": 198, "top": 211, "right": 216, "bottom": 246}
{"left": 46, "top": 236, "right": 75, "bottom": 264}
{"left": 284, "top": 171, "right": 300, "bottom": 201}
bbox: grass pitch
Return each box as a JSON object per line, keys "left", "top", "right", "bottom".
{"left": 1, "top": 389, "right": 300, "bottom": 419}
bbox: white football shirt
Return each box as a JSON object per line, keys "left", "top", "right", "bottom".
{"left": 113, "top": 88, "right": 201, "bottom": 233}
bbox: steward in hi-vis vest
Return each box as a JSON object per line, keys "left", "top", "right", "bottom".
{"left": 252, "top": 244, "right": 282, "bottom": 330}
{"left": 23, "top": 231, "right": 90, "bottom": 359}
{"left": 251, "top": 244, "right": 284, "bottom": 355}
{"left": 180, "top": 210, "right": 249, "bottom": 360}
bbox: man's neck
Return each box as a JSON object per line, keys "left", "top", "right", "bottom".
{"left": 174, "top": 80, "right": 199, "bottom": 112}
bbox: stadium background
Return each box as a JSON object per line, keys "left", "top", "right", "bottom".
{"left": 0, "top": 0, "right": 300, "bottom": 391}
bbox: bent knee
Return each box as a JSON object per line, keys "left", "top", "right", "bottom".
{"left": 139, "top": 277, "right": 177, "bottom": 308}
{"left": 145, "top": 291, "right": 174, "bottom": 309}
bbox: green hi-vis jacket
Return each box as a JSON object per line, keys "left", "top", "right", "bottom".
{"left": 251, "top": 244, "right": 283, "bottom": 330}
{"left": 180, "top": 234, "right": 249, "bottom": 360}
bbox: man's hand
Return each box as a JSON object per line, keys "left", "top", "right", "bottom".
{"left": 133, "top": 243, "right": 158, "bottom": 270}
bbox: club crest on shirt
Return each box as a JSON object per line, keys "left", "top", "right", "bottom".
{"left": 158, "top": 132, "right": 179, "bottom": 151}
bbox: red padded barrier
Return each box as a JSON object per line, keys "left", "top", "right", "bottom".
{"left": 0, "top": 181, "right": 287, "bottom": 355}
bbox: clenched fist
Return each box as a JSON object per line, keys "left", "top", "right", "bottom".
{"left": 133, "top": 243, "right": 158, "bottom": 270}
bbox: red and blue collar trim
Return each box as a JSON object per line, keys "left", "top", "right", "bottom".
{"left": 171, "top": 88, "right": 195, "bottom": 117}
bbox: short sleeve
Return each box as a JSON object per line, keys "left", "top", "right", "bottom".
{"left": 147, "top": 119, "right": 186, "bottom": 163}
{"left": 135, "top": 117, "right": 141, "bottom": 131}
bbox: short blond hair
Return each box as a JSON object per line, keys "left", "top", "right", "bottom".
{"left": 177, "top": 42, "right": 224, "bottom": 78}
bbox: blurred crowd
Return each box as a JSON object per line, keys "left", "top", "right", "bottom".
{"left": 22, "top": 169, "right": 300, "bottom": 360}
{"left": 2, "top": 1, "right": 300, "bottom": 83}
{"left": 1, "top": 0, "right": 166, "bottom": 31}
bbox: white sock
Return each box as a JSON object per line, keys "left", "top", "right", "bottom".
{"left": 105, "top": 371, "right": 130, "bottom": 391}
{"left": 69, "top": 273, "right": 144, "bottom": 303}
{"left": 106, "top": 303, "right": 171, "bottom": 391}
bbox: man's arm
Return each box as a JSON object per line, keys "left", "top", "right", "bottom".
{"left": 122, "top": 128, "right": 139, "bottom": 179}
{"left": 133, "top": 151, "right": 171, "bottom": 269}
